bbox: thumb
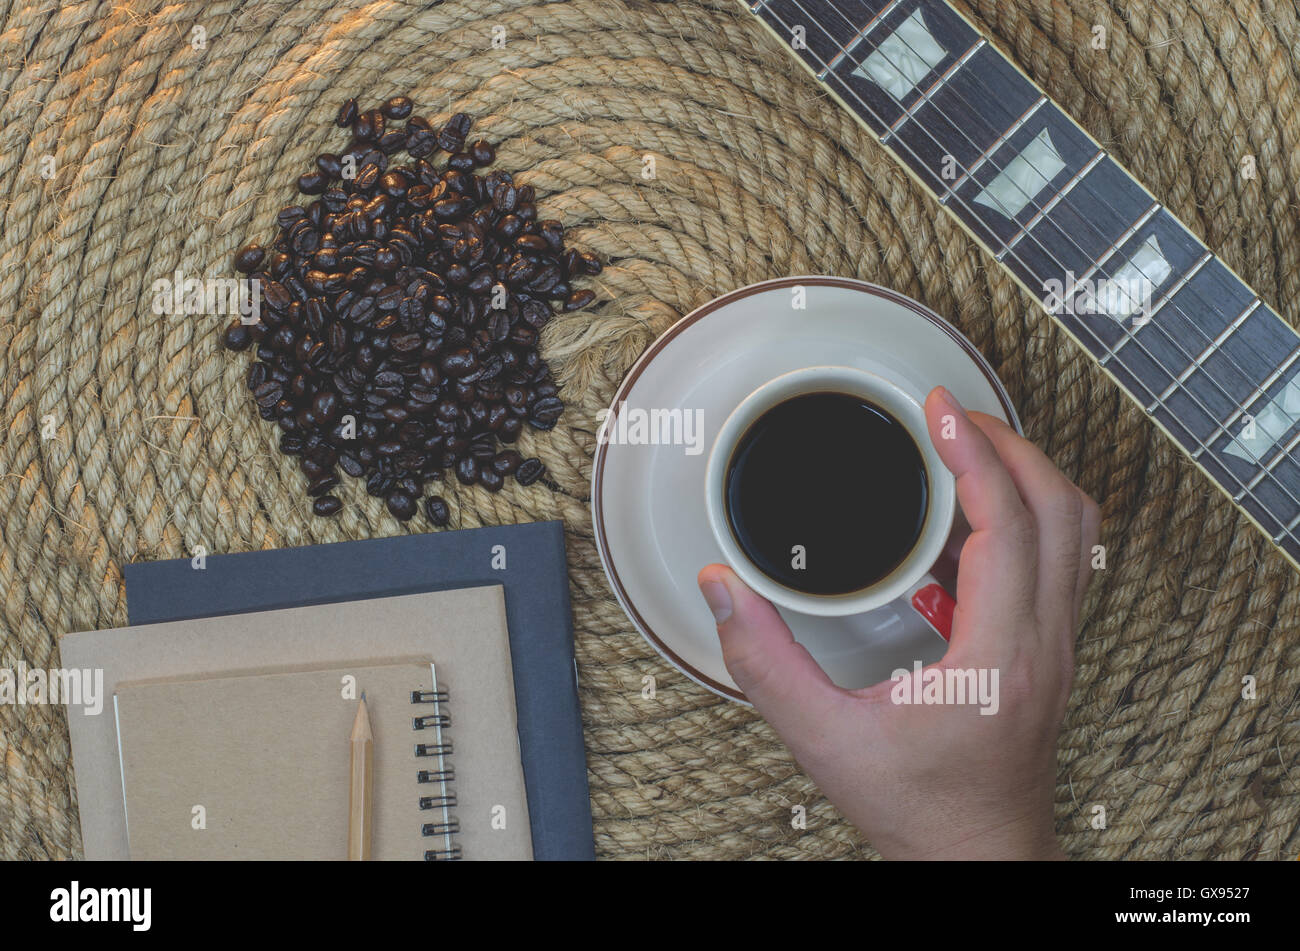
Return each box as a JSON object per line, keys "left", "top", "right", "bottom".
{"left": 698, "top": 565, "right": 842, "bottom": 724}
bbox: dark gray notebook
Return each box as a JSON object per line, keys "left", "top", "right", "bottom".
{"left": 123, "top": 520, "right": 593, "bottom": 861}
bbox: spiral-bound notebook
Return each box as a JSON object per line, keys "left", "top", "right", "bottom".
{"left": 114, "top": 661, "right": 463, "bottom": 861}
{"left": 63, "top": 585, "right": 534, "bottom": 860}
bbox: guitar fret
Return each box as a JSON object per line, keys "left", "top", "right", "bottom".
{"left": 996, "top": 149, "right": 1104, "bottom": 261}
{"left": 1107, "top": 250, "right": 1214, "bottom": 361}
{"left": 1235, "top": 429, "right": 1300, "bottom": 500}
{"left": 1278, "top": 509, "right": 1300, "bottom": 541}
{"left": 1192, "top": 345, "right": 1300, "bottom": 458}
{"left": 1146, "top": 298, "right": 1262, "bottom": 411}
{"left": 1143, "top": 250, "right": 1213, "bottom": 321}
{"left": 817, "top": 0, "right": 905, "bottom": 79}
{"left": 939, "top": 95, "right": 1048, "bottom": 203}
{"left": 1064, "top": 202, "right": 1162, "bottom": 303}
{"left": 880, "top": 39, "right": 987, "bottom": 143}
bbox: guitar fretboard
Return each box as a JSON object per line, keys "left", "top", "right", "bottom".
{"left": 746, "top": 0, "right": 1300, "bottom": 567}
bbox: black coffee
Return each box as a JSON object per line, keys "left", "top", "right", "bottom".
{"left": 724, "top": 392, "right": 929, "bottom": 595}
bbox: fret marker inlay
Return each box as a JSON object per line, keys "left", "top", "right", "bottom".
{"left": 1224, "top": 376, "right": 1300, "bottom": 464}
{"left": 1102, "top": 235, "right": 1170, "bottom": 321}
{"left": 820, "top": 0, "right": 905, "bottom": 79}
{"left": 972, "top": 128, "right": 1065, "bottom": 219}
{"left": 853, "top": 10, "right": 947, "bottom": 100}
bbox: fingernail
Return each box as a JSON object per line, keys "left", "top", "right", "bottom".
{"left": 938, "top": 386, "right": 967, "bottom": 418}
{"left": 700, "top": 580, "right": 733, "bottom": 624}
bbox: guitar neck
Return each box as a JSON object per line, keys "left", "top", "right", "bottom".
{"left": 744, "top": 0, "right": 1300, "bottom": 569}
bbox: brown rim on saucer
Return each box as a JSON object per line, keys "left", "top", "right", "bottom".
{"left": 590, "top": 275, "right": 1021, "bottom": 703}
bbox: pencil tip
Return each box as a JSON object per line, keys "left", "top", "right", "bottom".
{"left": 360, "top": 691, "right": 366, "bottom": 701}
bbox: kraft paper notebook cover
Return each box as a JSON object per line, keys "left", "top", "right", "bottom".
{"left": 62, "top": 585, "right": 533, "bottom": 860}
{"left": 115, "top": 661, "right": 468, "bottom": 861}
{"left": 122, "top": 520, "right": 594, "bottom": 861}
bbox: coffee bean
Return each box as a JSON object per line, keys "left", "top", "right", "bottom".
{"left": 382, "top": 96, "right": 413, "bottom": 119}
{"left": 298, "top": 171, "right": 328, "bottom": 194}
{"left": 538, "top": 220, "right": 564, "bottom": 253}
{"left": 447, "top": 151, "right": 476, "bottom": 172}
{"left": 478, "top": 467, "right": 505, "bottom": 492}
{"left": 386, "top": 490, "right": 417, "bottom": 520}
{"left": 424, "top": 495, "right": 450, "bottom": 526}
{"left": 437, "top": 112, "right": 472, "bottom": 152}
{"left": 316, "top": 153, "right": 343, "bottom": 178}
{"left": 515, "top": 234, "right": 548, "bottom": 253}
{"left": 529, "top": 395, "right": 564, "bottom": 429}
{"left": 515, "top": 457, "right": 545, "bottom": 485}
{"left": 434, "top": 197, "right": 474, "bottom": 220}
{"left": 223, "top": 322, "right": 253, "bottom": 351}
{"left": 354, "top": 110, "right": 377, "bottom": 142}
{"left": 564, "top": 289, "right": 596, "bottom": 312}
{"left": 253, "top": 380, "right": 284, "bottom": 408}
{"left": 313, "top": 495, "right": 343, "bottom": 516}
{"left": 492, "top": 449, "right": 523, "bottom": 475}
{"left": 455, "top": 456, "right": 478, "bottom": 485}
{"left": 561, "top": 248, "right": 581, "bottom": 276}
{"left": 378, "top": 130, "right": 406, "bottom": 154}
{"left": 277, "top": 207, "right": 307, "bottom": 231}
{"left": 307, "top": 473, "right": 339, "bottom": 496}
{"left": 290, "top": 227, "right": 320, "bottom": 255}
{"left": 225, "top": 98, "right": 600, "bottom": 518}
{"left": 233, "top": 243, "right": 265, "bottom": 273}
{"left": 406, "top": 130, "right": 435, "bottom": 158}
{"left": 380, "top": 171, "right": 408, "bottom": 197}
{"left": 440, "top": 348, "right": 478, "bottom": 377}
{"left": 312, "top": 390, "right": 339, "bottom": 422}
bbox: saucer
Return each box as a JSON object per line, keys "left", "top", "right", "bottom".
{"left": 591, "top": 276, "right": 1021, "bottom": 703}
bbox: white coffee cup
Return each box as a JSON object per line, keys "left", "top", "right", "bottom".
{"left": 704, "top": 366, "right": 957, "bottom": 623}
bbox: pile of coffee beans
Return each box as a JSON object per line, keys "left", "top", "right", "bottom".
{"left": 222, "top": 97, "right": 600, "bottom": 522}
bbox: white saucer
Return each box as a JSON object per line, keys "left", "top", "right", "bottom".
{"left": 591, "top": 277, "right": 1021, "bottom": 703}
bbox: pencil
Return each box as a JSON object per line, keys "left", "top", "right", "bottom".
{"left": 347, "top": 694, "right": 374, "bottom": 861}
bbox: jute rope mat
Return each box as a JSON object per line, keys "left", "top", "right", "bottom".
{"left": 0, "top": 0, "right": 1296, "bottom": 860}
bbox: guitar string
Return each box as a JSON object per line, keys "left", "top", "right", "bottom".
{"left": 760, "top": 0, "right": 1300, "bottom": 540}
{"left": 760, "top": 0, "right": 1300, "bottom": 539}
{"left": 765, "top": 0, "right": 1300, "bottom": 536}
{"left": 774, "top": 0, "right": 1300, "bottom": 540}
{"left": 823, "top": 0, "right": 1282, "bottom": 401}
{"left": 813, "top": 0, "right": 1292, "bottom": 447}
{"left": 814, "top": 0, "right": 1300, "bottom": 478}
{"left": 814, "top": 0, "right": 1300, "bottom": 535}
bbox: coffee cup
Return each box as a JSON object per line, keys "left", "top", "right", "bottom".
{"left": 704, "top": 365, "right": 957, "bottom": 635}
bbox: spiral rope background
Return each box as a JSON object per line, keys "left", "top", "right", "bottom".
{"left": 0, "top": 0, "right": 1297, "bottom": 859}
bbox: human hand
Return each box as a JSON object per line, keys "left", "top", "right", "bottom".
{"left": 697, "top": 386, "right": 1099, "bottom": 859}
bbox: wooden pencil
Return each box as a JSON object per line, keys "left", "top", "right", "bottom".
{"left": 347, "top": 694, "right": 374, "bottom": 861}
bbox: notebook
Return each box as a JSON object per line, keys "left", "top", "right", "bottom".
{"left": 122, "top": 521, "right": 594, "bottom": 861}
{"left": 115, "top": 661, "right": 475, "bottom": 861}
{"left": 63, "top": 585, "right": 534, "bottom": 860}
